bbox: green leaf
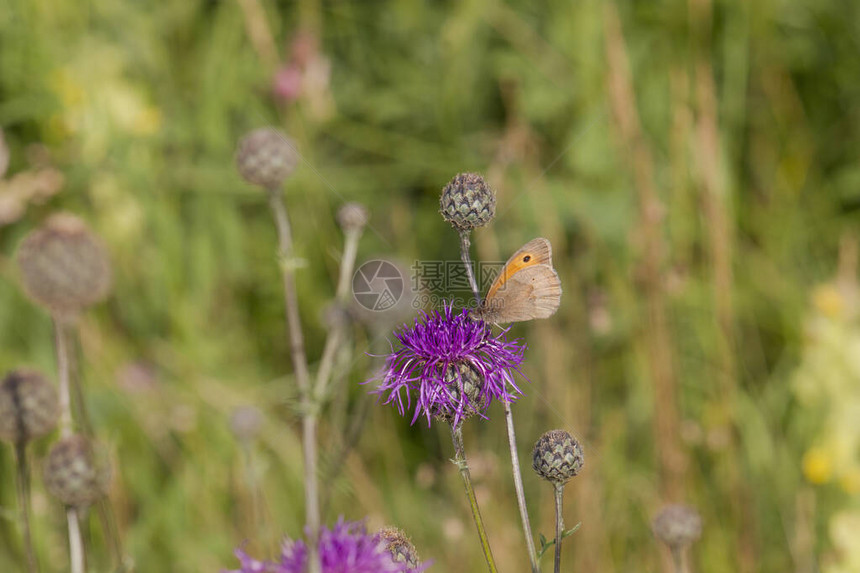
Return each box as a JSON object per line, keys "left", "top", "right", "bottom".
{"left": 563, "top": 523, "right": 582, "bottom": 538}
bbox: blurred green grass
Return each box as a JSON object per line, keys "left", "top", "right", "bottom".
{"left": 2, "top": 0, "right": 860, "bottom": 571}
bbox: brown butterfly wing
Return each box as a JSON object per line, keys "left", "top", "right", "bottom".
{"left": 485, "top": 238, "right": 553, "bottom": 300}
{"left": 479, "top": 264, "right": 562, "bottom": 324}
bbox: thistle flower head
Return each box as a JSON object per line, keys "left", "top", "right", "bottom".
{"left": 652, "top": 504, "right": 702, "bottom": 549}
{"left": 439, "top": 173, "right": 496, "bottom": 231}
{"left": 337, "top": 202, "right": 369, "bottom": 234}
{"left": 226, "top": 519, "right": 428, "bottom": 573}
{"left": 43, "top": 434, "right": 107, "bottom": 508}
{"left": 371, "top": 304, "right": 525, "bottom": 427}
{"left": 16, "top": 213, "right": 112, "bottom": 317}
{"left": 532, "top": 429, "right": 585, "bottom": 487}
{"left": 235, "top": 128, "right": 299, "bottom": 189}
{"left": 0, "top": 369, "right": 59, "bottom": 444}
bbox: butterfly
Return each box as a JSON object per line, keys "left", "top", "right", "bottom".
{"left": 473, "top": 237, "right": 562, "bottom": 324}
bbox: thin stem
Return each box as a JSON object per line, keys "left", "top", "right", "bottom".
{"left": 266, "top": 187, "right": 319, "bottom": 573}
{"left": 53, "top": 320, "right": 72, "bottom": 439}
{"left": 267, "top": 189, "right": 313, "bottom": 396}
{"left": 314, "top": 229, "right": 361, "bottom": 400}
{"left": 53, "top": 319, "right": 87, "bottom": 573}
{"left": 554, "top": 485, "right": 564, "bottom": 573}
{"left": 67, "top": 332, "right": 94, "bottom": 438}
{"left": 670, "top": 546, "right": 687, "bottom": 573}
{"left": 450, "top": 425, "right": 497, "bottom": 573}
{"left": 504, "top": 400, "right": 539, "bottom": 573}
{"left": 14, "top": 442, "right": 38, "bottom": 573}
{"left": 66, "top": 509, "right": 84, "bottom": 573}
{"left": 95, "top": 499, "right": 124, "bottom": 572}
{"left": 239, "top": 441, "right": 269, "bottom": 554}
{"left": 67, "top": 327, "right": 125, "bottom": 567}
{"left": 459, "top": 230, "right": 481, "bottom": 307}
{"left": 458, "top": 230, "right": 534, "bottom": 570}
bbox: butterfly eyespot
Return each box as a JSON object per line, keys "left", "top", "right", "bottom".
{"left": 522, "top": 255, "right": 531, "bottom": 262}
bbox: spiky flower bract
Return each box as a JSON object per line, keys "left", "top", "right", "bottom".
{"left": 225, "top": 519, "right": 428, "bottom": 573}
{"left": 371, "top": 304, "right": 525, "bottom": 427}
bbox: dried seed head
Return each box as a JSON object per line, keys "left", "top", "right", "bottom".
{"left": 377, "top": 526, "right": 421, "bottom": 570}
{"left": 439, "top": 173, "right": 496, "bottom": 231}
{"left": 431, "top": 361, "right": 486, "bottom": 426}
{"left": 0, "top": 370, "right": 59, "bottom": 444}
{"left": 652, "top": 504, "right": 702, "bottom": 549}
{"left": 16, "top": 213, "right": 112, "bottom": 317}
{"left": 229, "top": 406, "right": 263, "bottom": 443}
{"left": 43, "top": 435, "right": 106, "bottom": 507}
{"left": 235, "top": 128, "right": 299, "bottom": 189}
{"left": 337, "top": 202, "right": 369, "bottom": 234}
{"left": 532, "top": 429, "right": 584, "bottom": 486}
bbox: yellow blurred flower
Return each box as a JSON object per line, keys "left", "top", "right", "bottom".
{"left": 49, "top": 68, "right": 85, "bottom": 108}
{"left": 840, "top": 467, "right": 860, "bottom": 495}
{"left": 133, "top": 105, "right": 162, "bottom": 136}
{"left": 104, "top": 83, "right": 161, "bottom": 136}
{"left": 803, "top": 447, "right": 833, "bottom": 484}
{"left": 813, "top": 284, "right": 844, "bottom": 319}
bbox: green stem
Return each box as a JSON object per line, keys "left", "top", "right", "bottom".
{"left": 67, "top": 326, "right": 125, "bottom": 568}
{"left": 504, "top": 401, "right": 540, "bottom": 573}
{"left": 459, "top": 230, "right": 482, "bottom": 308}
{"left": 314, "top": 228, "right": 361, "bottom": 400}
{"left": 267, "top": 187, "right": 320, "bottom": 573}
{"left": 554, "top": 485, "right": 564, "bottom": 573}
{"left": 53, "top": 319, "right": 86, "bottom": 573}
{"left": 451, "top": 425, "right": 498, "bottom": 573}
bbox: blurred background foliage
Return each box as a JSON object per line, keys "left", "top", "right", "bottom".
{"left": 1, "top": 0, "right": 859, "bottom": 571}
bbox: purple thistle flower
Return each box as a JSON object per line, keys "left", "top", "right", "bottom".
{"left": 371, "top": 304, "right": 526, "bottom": 426}
{"left": 228, "top": 546, "right": 276, "bottom": 573}
{"left": 225, "top": 519, "right": 428, "bottom": 573}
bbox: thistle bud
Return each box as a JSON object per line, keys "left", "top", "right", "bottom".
{"left": 377, "top": 526, "right": 421, "bottom": 570}
{"left": 337, "top": 202, "right": 369, "bottom": 234}
{"left": 532, "top": 429, "right": 584, "bottom": 486}
{"left": 432, "top": 361, "right": 486, "bottom": 425}
{"left": 235, "top": 128, "right": 299, "bottom": 189}
{"left": 439, "top": 173, "right": 495, "bottom": 231}
{"left": 652, "top": 504, "right": 702, "bottom": 549}
{"left": 0, "top": 370, "right": 59, "bottom": 444}
{"left": 43, "top": 435, "right": 106, "bottom": 507}
{"left": 16, "top": 213, "right": 112, "bottom": 317}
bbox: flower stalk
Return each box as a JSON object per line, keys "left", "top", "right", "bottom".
{"left": 266, "top": 186, "right": 320, "bottom": 573}
{"left": 53, "top": 320, "right": 85, "bottom": 573}
{"left": 459, "top": 230, "right": 481, "bottom": 308}
{"left": 553, "top": 485, "right": 564, "bottom": 573}
{"left": 458, "top": 231, "right": 539, "bottom": 573}
{"left": 314, "top": 215, "right": 363, "bottom": 400}
{"left": 504, "top": 401, "right": 539, "bottom": 573}
{"left": 451, "top": 425, "right": 497, "bottom": 573}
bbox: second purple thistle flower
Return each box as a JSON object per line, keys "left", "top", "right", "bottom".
{"left": 371, "top": 304, "right": 526, "bottom": 426}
